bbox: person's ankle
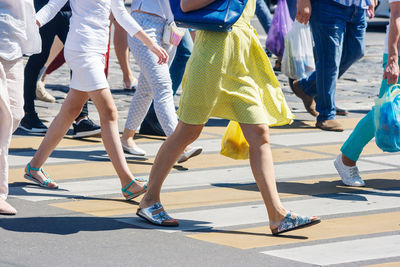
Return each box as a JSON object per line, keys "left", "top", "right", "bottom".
{"left": 139, "top": 195, "right": 159, "bottom": 209}
{"left": 75, "top": 116, "right": 88, "bottom": 124}
{"left": 341, "top": 154, "right": 356, "bottom": 167}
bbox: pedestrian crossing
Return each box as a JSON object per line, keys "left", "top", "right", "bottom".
{"left": 7, "top": 117, "right": 400, "bottom": 266}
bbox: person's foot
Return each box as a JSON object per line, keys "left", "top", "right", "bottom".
{"left": 72, "top": 118, "right": 101, "bottom": 139}
{"left": 36, "top": 80, "right": 56, "bottom": 103}
{"left": 316, "top": 119, "right": 344, "bottom": 132}
{"left": 121, "top": 178, "right": 148, "bottom": 200}
{"left": 273, "top": 59, "right": 281, "bottom": 72}
{"left": 123, "top": 77, "right": 138, "bottom": 91}
{"left": 177, "top": 146, "right": 203, "bottom": 163}
{"left": 336, "top": 107, "right": 349, "bottom": 116}
{"left": 270, "top": 211, "right": 321, "bottom": 235}
{"left": 0, "top": 199, "right": 17, "bottom": 215}
{"left": 288, "top": 79, "right": 318, "bottom": 117}
{"left": 24, "top": 163, "right": 58, "bottom": 189}
{"left": 121, "top": 139, "right": 146, "bottom": 156}
{"left": 334, "top": 154, "right": 365, "bottom": 187}
{"left": 19, "top": 113, "right": 48, "bottom": 133}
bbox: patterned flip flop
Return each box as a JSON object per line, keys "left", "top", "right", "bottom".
{"left": 271, "top": 212, "right": 321, "bottom": 235}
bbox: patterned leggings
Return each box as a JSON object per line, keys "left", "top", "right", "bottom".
{"left": 125, "top": 12, "right": 177, "bottom": 136}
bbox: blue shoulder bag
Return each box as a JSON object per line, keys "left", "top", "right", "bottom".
{"left": 169, "top": 0, "right": 248, "bottom": 32}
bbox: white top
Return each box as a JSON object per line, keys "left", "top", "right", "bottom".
{"left": 384, "top": 0, "right": 400, "bottom": 54}
{"left": 37, "top": 0, "right": 143, "bottom": 54}
{"left": 131, "top": 0, "right": 174, "bottom": 22}
{"left": 0, "top": 0, "right": 41, "bottom": 61}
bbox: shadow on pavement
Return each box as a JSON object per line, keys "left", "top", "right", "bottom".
{"left": 212, "top": 178, "right": 400, "bottom": 201}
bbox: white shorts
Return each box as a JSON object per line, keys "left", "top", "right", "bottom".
{"left": 64, "top": 49, "right": 109, "bottom": 92}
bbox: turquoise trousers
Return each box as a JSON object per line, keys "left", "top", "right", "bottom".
{"left": 341, "top": 54, "right": 398, "bottom": 161}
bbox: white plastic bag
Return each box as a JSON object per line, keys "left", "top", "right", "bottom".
{"left": 281, "top": 21, "right": 315, "bottom": 80}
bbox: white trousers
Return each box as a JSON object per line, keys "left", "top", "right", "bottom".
{"left": 0, "top": 57, "right": 24, "bottom": 200}
{"left": 125, "top": 12, "right": 178, "bottom": 136}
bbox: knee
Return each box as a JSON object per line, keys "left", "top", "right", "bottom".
{"left": 100, "top": 105, "right": 118, "bottom": 123}
{"left": 244, "top": 124, "right": 271, "bottom": 148}
{"left": 63, "top": 104, "right": 84, "bottom": 120}
{"left": 174, "top": 123, "right": 202, "bottom": 145}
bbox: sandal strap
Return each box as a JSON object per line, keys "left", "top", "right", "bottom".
{"left": 121, "top": 178, "right": 148, "bottom": 195}
{"left": 27, "top": 162, "right": 42, "bottom": 177}
{"left": 121, "top": 180, "right": 136, "bottom": 194}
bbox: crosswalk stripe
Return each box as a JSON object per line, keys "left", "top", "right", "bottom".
{"left": 300, "top": 142, "right": 382, "bottom": 156}
{"left": 11, "top": 169, "right": 400, "bottom": 202}
{"left": 49, "top": 185, "right": 400, "bottom": 230}
{"left": 262, "top": 235, "right": 400, "bottom": 266}
{"left": 9, "top": 131, "right": 216, "bottom": 150}
{"left": 364, "top": 262, "right": 400, "bottom": 267}
{"left": 8, "top": 147, "right": 331, "bottom": 183}
{"left": 187, "top": 211, "right": 400, "bottom": 249}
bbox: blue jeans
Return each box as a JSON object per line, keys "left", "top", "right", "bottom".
{"left": 170, "top": 30, "right": 193, "bottom": 94}
{"left": 298, "top": 0, "right": 366, "bottom": 121}
{"left": 341, "top": 54, "right": 395, "bottom": 161}
{"left": 286, "top": 0, "right": 297, "bottom": 21}
{"left": 255, "top": 0, "right": 273, "bottom": 34}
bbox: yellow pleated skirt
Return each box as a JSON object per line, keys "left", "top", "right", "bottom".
{"left": 177, "top": 0, "right": 294, "bottom": 126}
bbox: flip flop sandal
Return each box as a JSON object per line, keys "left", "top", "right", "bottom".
{"left": 121, "top": 178, "right": 148, "bottom": 200}
{"left": 136, "top": 202, "right": 179, "bottom": 227}
{"left": 24, "top": 163, "right": 58, "bottom": 189}
{"left": 271, "top": 212, "right": 321, "bottom": 235}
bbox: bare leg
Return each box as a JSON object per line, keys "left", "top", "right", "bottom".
{"left": 239, "top": 123, "right": 287, "bottom": 228}
{"left": 140, "top": 121, "right": 203, "bottom": 207}
{"left": 88, "top": 89, "right": 145, "bottom": 193}
{"left": 113, "top": 20, "right": 136, "bottom": 88}
{"left": 26, "top": 89, "right": 88, "bottom": 185}
{"left": 121, "top": 128, "right": 140, "bottom": 149}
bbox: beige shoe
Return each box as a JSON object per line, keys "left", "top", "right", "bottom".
{"left": 36, "top": 81, "right": 56, "bottom": 103}
{"left": 0, "top": 199, "right": 17, "bottom": 215}
{"left": 316, "top": 119, "right": 344, "bottom": 132}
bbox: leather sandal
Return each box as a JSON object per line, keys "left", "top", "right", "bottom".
{"left": 137, "top": 202, "right": 179, "bottom": 227}
{"left": 121, "top": 178, "right": 147, "bottom": 200}
{"left": 271, "top": 212, "right": 320, "bottom": 235}
{"left": 24, "top": 163, "right": 58, "bottom": 189}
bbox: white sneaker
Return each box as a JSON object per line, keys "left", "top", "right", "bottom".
{"left": 36, "top": 81, "right": 56, "bottom": 103}
{"left": 177, "top": 146, "right": 203, "bottom": 163}
{"left": 121, "top": 142, "right": 146, "bottom": 156}
{"left": 334, "top": 154, "right": 365, "bottom": 187}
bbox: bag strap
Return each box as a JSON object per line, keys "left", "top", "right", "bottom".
{"left": 156, "top": 0, "right": 170, "bottom": 23}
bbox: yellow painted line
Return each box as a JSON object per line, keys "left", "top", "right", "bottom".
{"left": 363, "top": 262, "right": 400, "bottom": 267}
{"left": 9, "top": 148, "right": 327, "bottom": 183}
{"left": 301, "top": 142, "right": 382, "bottom": 156}
{"left": 364, "top": 262, "right": 400, "bottom": 267}
{"left": 9, "top": 132, "right": 213, "bottom": 150}
{"left": 187, "top": 211, "right": 400, "bottom": 249}
{"left": 49, "top": 173, "right": 400, "bottom": 217}
{"left": 269, "top": 117, "right": 362, "bottom": 134}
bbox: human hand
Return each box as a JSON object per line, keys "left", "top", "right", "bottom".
{"left": 296, "top": 0, "right": 312, "bottom": 24}
{"left": 148, "top": 41, "right": 169, "bottom": 65}
{"left": 367, "top": 0, "right": 378, "bottom": 19}
{"left": 384, "top": 56, "right": 399, "bottom": 84}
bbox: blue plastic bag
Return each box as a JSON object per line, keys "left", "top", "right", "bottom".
{"left": 374, "top": 84, "right": 400, "bottom": 152}
{"left": 265, "top": 0, "right": 293, "bottom": 57}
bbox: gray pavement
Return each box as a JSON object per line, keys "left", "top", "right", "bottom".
{"left": 1, "top": 15, "right": 400, "bottom": 267}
